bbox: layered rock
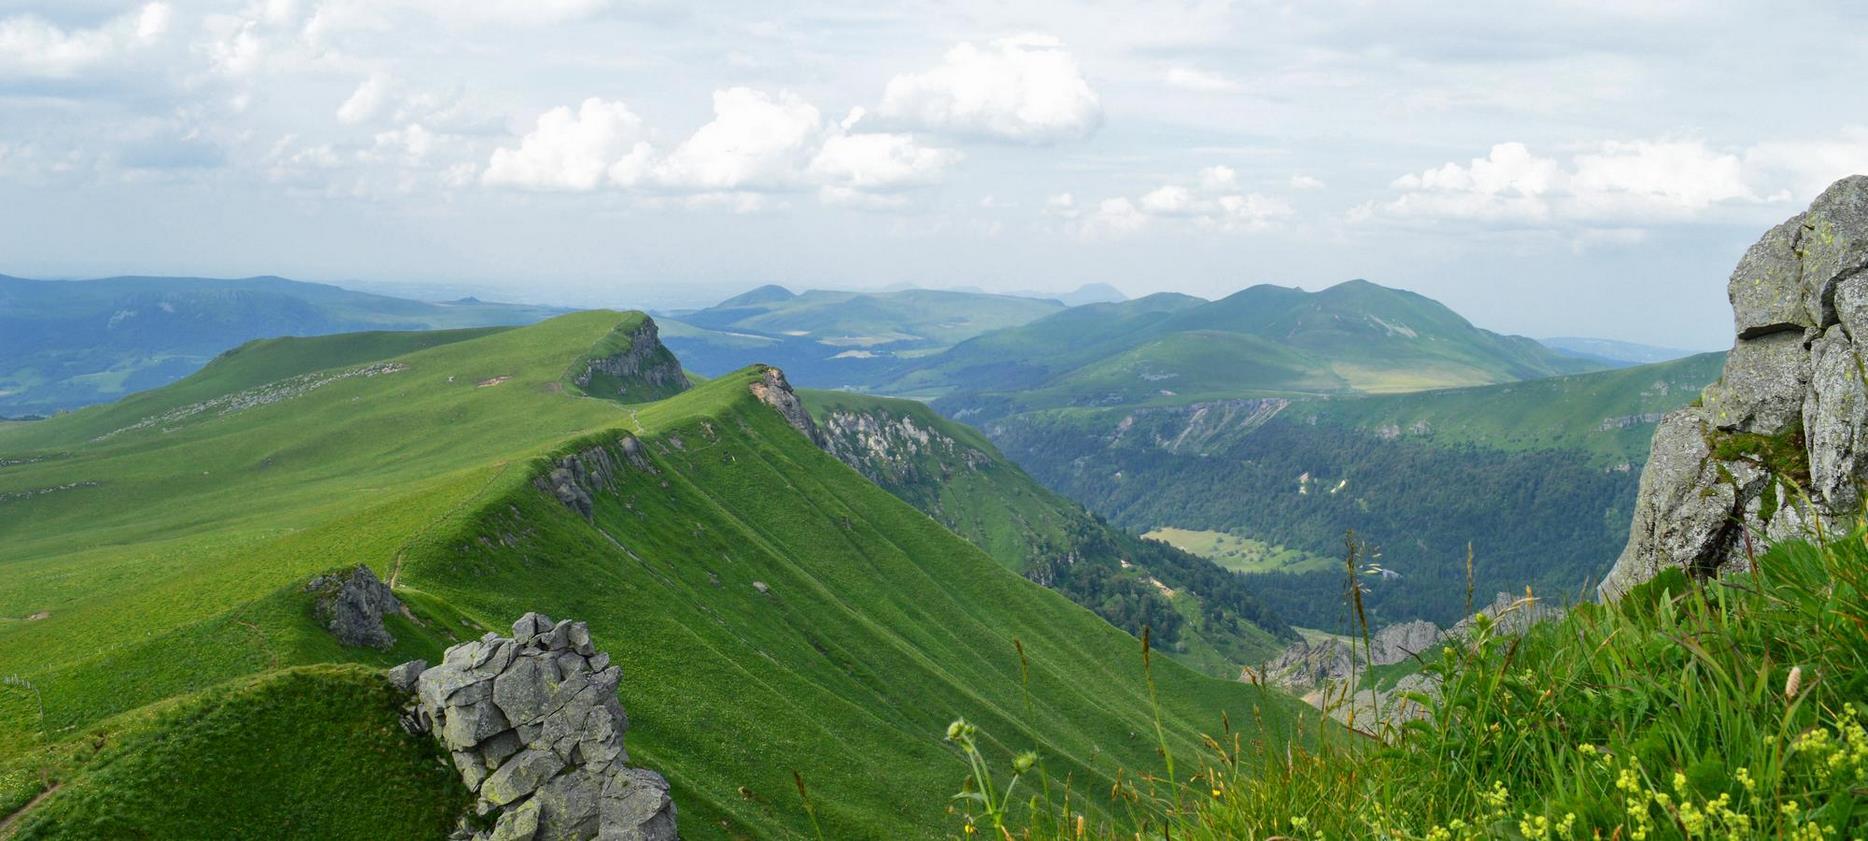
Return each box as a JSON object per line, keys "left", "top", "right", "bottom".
{"left": 748, "top": 366, "right": 824, "bottom": 446}
{"left": 306, "top": 565, "right": 401, "bottom": 649}
{"left": 573, "top": 317, "right": 690, "bottom": 403}
{"left": 1605, "top": 175, "right": 1868, "bottom": 597}
{"left": 399, "top": 613, "right": 676, "bottom": 841}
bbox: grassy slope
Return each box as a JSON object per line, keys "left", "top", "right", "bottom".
{"left": 798, "top": 389, "right": 1288, "bottom": 677}
{"left": 1140, "top": 528, "right": 1334, "bottom": 575}
{"left": 0, "top": 313, "right": 1302, "bottom": 839}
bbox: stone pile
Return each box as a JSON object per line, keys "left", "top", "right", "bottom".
{"left": 396, "top": 612, "right": 676, "bottom": 841}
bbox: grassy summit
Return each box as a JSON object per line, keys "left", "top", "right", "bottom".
{"left": 0, "top": 311, "right": 1302, "bottom": 838}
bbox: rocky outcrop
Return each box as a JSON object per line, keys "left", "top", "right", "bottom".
{"left": 306, "top": 565, "right": 401, "bottom": 649}
{"left": 573, "top": 318, "right": 690, "bottom": 403}
{"left": 1606, "top": 176, "right": 1868, "bottom": 597}
{"left": 534, "top": 436, "right": 655, "bottom": 520}
{"left": 399, "top": 612, "right": 676, "bottom": 841}
{"left": 748, "top": 366, "right": 824, "bottom": 447}
{"left": 819, "top": 407, "right": 989, "bottom": 490}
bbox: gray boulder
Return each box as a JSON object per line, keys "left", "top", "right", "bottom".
{"left": 1606, "top": 175, "right": 1868, "bottom": 597}
{"left": 306, "top": 565, "right": 401, "bottom": 649}
{"left": 402, "top": 611, "right": 677, "bottom": 841}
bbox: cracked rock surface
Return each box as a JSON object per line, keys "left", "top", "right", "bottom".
{"left": 1606, "top": 175, "right": 1868, "bottom": 597}
{"left": 398, "top": 612, "right": 677, "bottom": 841}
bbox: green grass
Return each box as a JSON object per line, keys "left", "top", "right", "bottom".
{"left": 799, "top": 390, "right": 1290, "bottom": 676}
{"left": 0, "top": 312, "right": 1305, "bottom": 839}
{"left": 1141, "top": 528, "right": 1333, "bottom": 574}
{"left": 972, "top": 523, "right": 1868, "bottom": 839}
{"left": 5, "top": 665, "right": 469, "bottom": 840}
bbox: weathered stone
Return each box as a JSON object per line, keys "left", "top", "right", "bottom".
{"left": 596, "top": 769, "right": 677, "bottom": 841}
{"left": 305, "top": 565, "right": 401, "bottom": 649}
{"left": 1805, "top": 326, "right": 1868, "bottom": 511}
{"left": 1609, "top": 176, "right": 1868, "bottom": 597}
{"left": 387, "top": 659, "right": 427, "bottom": 693}
{"left": 1700, "top": 329, "right": 1811, "bottom": 432}
{"left": 513, "top": 612, "right": 553, "bottom": 645}
{"left": 481, "top": 748, "right": 565, "bottom": 806}
{"left": 410, "top": 614, "right": 677, "bottom": 841}
{"left": 1729, "top": 214, "right": 1813, "bottom": 338}
{"left": 748, "top": 366, "right": 825, "bottom": 446}
{"left": 488, "top": 797, "right": 542, "bottom": 841}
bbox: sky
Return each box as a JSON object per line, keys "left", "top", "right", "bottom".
{"left": 2, "top": 1, "right": 1866, "bottom": 349}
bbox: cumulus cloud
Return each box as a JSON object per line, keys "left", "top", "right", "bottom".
{"left": 0, "top": 3, "right": 172, "bottom": 79}
{"left": 1290, "top": 174, "right": 1326, "bottom": 190}
{"left": 877, "top": 34, "right": 1101, "bottom": 143}
{"left": 337, "top": 74, "right": 393, "bottom": 125}
{"left": 1163, "top": 66, "right": 1240, "bottom": 93}
{"left": 481, "top": 89, "right": 958, "bottom": 206}
{"left": 1054, "top": 167, "right": 1293, "bottom": 238}
{"left": 1365, "top": 139, "right": 1784, "bottom": 225}
{"left": 482, "top": 98, "right": 653, "bottom": 191}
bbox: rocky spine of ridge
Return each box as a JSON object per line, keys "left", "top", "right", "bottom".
{"left": 748, "top": 366, "right": 824, "bottom": 446}
{"left": 574, "top": 317, "right": 690, "bottom": 401}
{"left": 1605, "top": 175, "right": 1868, "bottom": 597}
{"left": 392, "top": 612, "right": 676, "bottom": 841}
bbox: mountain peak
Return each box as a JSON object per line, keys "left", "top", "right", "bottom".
{"left": 715, "top": 284, "right": 797, "bottom": 308}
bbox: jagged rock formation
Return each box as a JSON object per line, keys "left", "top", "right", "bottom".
{"left": 819, "top": 407, "right": 989, "bottom": 489}
{"left": 748, "top": 366, "right": 824, "bottom": 446}
{"left": 534, "top": 436, "right": 655, "bottom": 520}
{"left": 399, "top": 612, "right": 676, "bottom": 841}
{"left": 306, "top": 565, "right": 401, "bottom": 649}
{"left": 573, "top": 317, "right": 690, "bottom": 403}
{"left": 1606, "top": 176, "right": 1868, "bottom": 597}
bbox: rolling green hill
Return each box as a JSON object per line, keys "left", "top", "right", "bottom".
{"left": 659, "top": 287, "right": 1066, "bottom": 389}
{"left": 0, "top": 312, "right": 1302, "bottom": 838}
{"left": 0, "top": 274, "right": 565, "bottom": 416}
{"left": 800, "top": 390, "right": 1293, "bottom": 677}
{"left": 981, "top": 353, "right": 1725, "bottom": 628}
{"left": 908, "top": 280, "right": 1599, "bottom": 419}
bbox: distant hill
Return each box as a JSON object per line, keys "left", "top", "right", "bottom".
{"left": 658, "top": 286, "right": 1066, "bottom": 387}
{"left": 1540, "top": 336, "right": 1706, "bottom": 367}
{"left": 980, "top": 352, "right": 1726, "bottom": 628}
{"left": 905, "top": 279, "right": 1601, "bottom": 420}
{"left": 0, "top": 274, "right": 565, "bottom": 415}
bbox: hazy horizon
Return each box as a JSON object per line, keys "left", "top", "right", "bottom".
{"left": 3, "top": 1, "right": 1865, "bottom": 348}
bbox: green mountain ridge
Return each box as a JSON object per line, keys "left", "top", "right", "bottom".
{"left": 0, "top": 312, "right": 1303, "bottom": 838}
{"left": 910, "top": 280, "right": 1599, "bottom": 419}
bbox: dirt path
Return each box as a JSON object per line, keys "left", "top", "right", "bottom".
{"left": 0, "top": 783, "right": 60, "bottom": 838}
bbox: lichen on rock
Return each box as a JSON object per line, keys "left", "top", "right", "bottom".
{"left": 306, "top": 564, "right": 401, "bottom": 649}
{"left": 1606, "top": 175, "right": 1868, "bottom": 597}
{"left": 394, "top": 612, "right": 676, "bottom": 841}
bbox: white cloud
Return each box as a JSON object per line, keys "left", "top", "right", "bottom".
{"left": 1370, "top": 139, "right": 1777, "bottom": 225}
{"left": 653, "top": 88, "right": 822, "bottom": 191}
{"left": 0, "top": 3, "right": 172, "bottom": 79}
{"left": 1290, "top": 174, "right": 1326, "bottom": 190}
{"left": 1742, "top": 128, "right": 1868, "bottom": 201}
{"left": 481, "top": 88, "right": 958, "bottom": 206}
{"left": 1062, "top": 166, "right": 1294, "bottom": 238}
{"left": 877, "top": 34, "right": 1101, "bottom": 143}
{"left": 1163, "top": 66, "right": 1240, "bottom": 93}
{"left": 337, "top": 74, "right": 393, "bottom": 125}
{"left": 482, "top": 98, "right": 652, "bottom": 191}
{"left": 809, "top": 131, "right": 961, "bottom": 190}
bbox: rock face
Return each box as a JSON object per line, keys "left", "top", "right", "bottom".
{"left": 1605, "top": 175, "right": 1868, "bottom": 597}
{"left": 573, "top": 317, "right": 690, "bottom": 403}
{"left": 306, "top": 565, "right": 401, "bottom": 649}
{"left": 534, "top": 436, "right": 655, "bottom": 520}
{"left": 748, "top": 366, "right": 824, "bottom": 446}
{"left": 401, "top": 613, "right": 677, "bottom": 841}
